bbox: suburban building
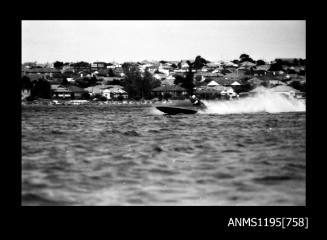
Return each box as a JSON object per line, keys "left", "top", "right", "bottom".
{"left": 102, "top": 86, "right": 128, "bottom": 100}
{"left": 91, "top": 62, "right": 107, "bottom": 71}
{"left": 152, "top": 85, "right": 187, "bottom": 98}
{"left": 51, "top": 85, "right": 72, "bottom": 99}
{"left": 51, "top": 84, "right": 86, "bottom": 99}
{"left": 270, "top": 85, "right": 300, "bottom": 98}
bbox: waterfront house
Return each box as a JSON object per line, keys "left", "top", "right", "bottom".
{"left": 220, "top": 87, "right": 237, "bottom": 98}
{"left": 195, "top": 86, "right": 224, "bottom": 99}
{"left": 67, "top": 86, "right": 86, "bottom": 99}
{"left": 271, "top": 85, "right": 300, "bottom": 98}
{"left": 161, "top": 75, "right": 175, "bottom": 86}
{"left": 84, "top": 85, "right": 109, "bottom": 95}
{"left": 102, "top": 86, "right": 128, "bottom": 100}
{"left": 152, "top": 85, "right": 187, "bottom": 98}
{"left": 247, "top": 77, "right": 264, "bottom": 87}
{"left": 195, "top": 85, "right": 236, "bottom": 99}
{"left": 51, "top": 85, "right": 72, "bottom": 99}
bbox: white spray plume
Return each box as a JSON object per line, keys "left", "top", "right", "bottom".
{"left": 200, "top": 87, "right": 305, "bottom": 114}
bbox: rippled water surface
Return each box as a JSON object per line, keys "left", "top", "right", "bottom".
{"left": 22, "top": 105, "right": 306, "bottom": 205}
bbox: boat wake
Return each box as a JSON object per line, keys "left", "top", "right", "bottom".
{"left": 200, "top": 89, "right": 305, "bottom": 114}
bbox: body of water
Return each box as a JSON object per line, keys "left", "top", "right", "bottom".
{"left": 22, "top": 98, "right": 306, "bottom": 205}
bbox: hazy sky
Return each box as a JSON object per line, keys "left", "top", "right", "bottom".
{"left": 22, "top": 20, "right": 305, "bottom": 63}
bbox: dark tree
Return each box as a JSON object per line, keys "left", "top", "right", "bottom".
{"left": 289, "top": 81, "right": 304, "bottom": 91}
{"left": 117, "top": 95, "right": 124, "bottom": 101}
{"left": 107, "top": 79, "right": 123, "bottom": 86}
{"left": 81, "top": 92, "right": 91, "bottom": 100}
{"left": 142, "top": 69, "right": 161, "bottom": 99}
{"left": 256, "top": 60, "right": 266, "bottom": 66}
{"left": 174, "top": 75, "right": 186, "bottom": 85}
{"left": 193, "top": 55, "right": 208, "bottom": 70}
{"left": 108, "top": 69, "right": 115, "bottom": 77}
{"left": 71, "top": 61, "right": 91, "bottom": 70}
{"left": 122, "top": 63, "right": 143, "bottom": 99}
{"left": 121, "top": 63, "right": 161, "bottom": 99}
{"left": 53, "top": 61, "right": 64, "bottom": 69}
{"left": 239, "top": 53, "right": 255, "bottom": 63}
{"left": 21, "top": 76, "right": 33, "bottom": 90}
{"left": 61, "top": 78, "right": 69, "bottom": 85}
{"left": 75, "top": 79, "right": 89, "bottom": 88}
{"left": 87, "top": 76, "right": 98, "bottom": 86}
{"left": 240, "top": 54, "right": 249, "bottom": 58}
{"left": 31, "top": 78, "right": 51, "bottom": 99}
{"left": 163, "top": 92, "right": 172, "bottom": 100}
{"left": 174, "top": 63, "right": 194, "bottom": 95}
{"left": 171, "top": 63, "right": 178, "bottom": 68}
{"left": 269, "top": 62, "right": 283, "bottom": 72}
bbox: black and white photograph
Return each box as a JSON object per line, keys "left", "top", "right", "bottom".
{"left": 21, "top": 20, "right": 306, "bottom": 206}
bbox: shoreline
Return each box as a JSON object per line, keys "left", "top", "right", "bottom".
{"left": 21, "top": 99, "right": 183, "bottom": 106}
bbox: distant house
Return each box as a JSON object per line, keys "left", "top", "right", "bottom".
{"left": 22, "top": 68, "right": 61, "bottom": 79}
{"left": 180, "top": 60, "right": 191, "bottom": 69}
{"left": 101, "top": 76, "right": 124, "bottom": 84}
{"left": 152, "top": 85, "right": 187, "bottom": 98}
{"left": 102, "top": 86, "right": 128, "bottom": 100}
{"left": 66, "top": 77, "right": 75, "bottom": 83}
{"left": 275, "top": 58, "right": 302, "bottom": 65}
{"left": 157, "top": 67, "right": 170, "bottom": 76}
{"left": 62, "top": 65, "right": 74, "bottom": 72}
{"left": 84, "top": 85, "right": 109, "bottom": 95}
{"left": 206, "top": 62, "right": 221, "bottom": 68}
{"left": 221, "top": 87, "right": 237, "bottom": 97}
{"left": 84, "top": 84, "right": 127, "bottom": 99}
{"left": 247, "top": 77, "right": 264, "bottom": 87}
{"left": 91, "top": 62, "right": 107, "bottom": 71}
{"left": 113, "top": 67, "right": 124, "bottom": 77}
{"left": 22, "top": 73, "right": 46, "bottom": 82}
{"left": 51, "top": 85, "right": 72, "bottom": 99}
{"left": 195, "top": 86, "right": 224, "bottom": 98}
{"left": 270, "top": 85, "right": 300, "bottom": 98}
{"left": 207, "top": 80, "right": 220, "bottom": 87}
{"left": 195, "top": 85, "right": 236, "bottom": 99}
{"left": 222, "top": 70, "right": 247, "bottom": 81}
{"left": 240, "top": 61, "right": 256, "bottom": 69}
{"left": 215, "top": 77, "right": 236, "bottom": 86}
{"left": 154, "top": 73, "right": 167, "bottom": 81}
{"left": 67, "top": 86, "right": 86, "bottom": 99}
{"left": 161, "top": 75, "right": 175, "bottom": 86}
{"left": 268, "top": 80, "right": 286, "bottom": 87}
{"left": 253, "top": 64, "right": 270, "bottom": 76}
{"left": 71, "top": 62, "right": 91, "bottom": 73}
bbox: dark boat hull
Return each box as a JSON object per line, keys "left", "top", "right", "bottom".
{"left": 156, "top": 106, "right": 198, "bottom": 115}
